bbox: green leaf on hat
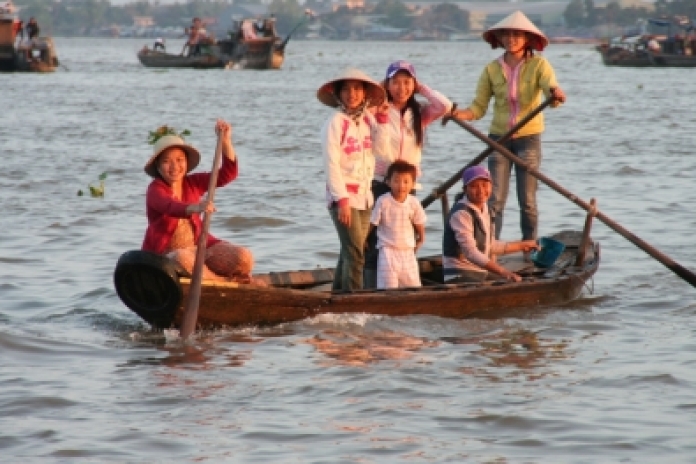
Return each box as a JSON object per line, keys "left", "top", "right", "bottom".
{"left": 147, "top": 125, "right": 192, "bottom": 145}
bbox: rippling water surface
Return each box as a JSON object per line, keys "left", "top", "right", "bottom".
{"left": 2, "top": 38, "right": 696, "bottom": 463}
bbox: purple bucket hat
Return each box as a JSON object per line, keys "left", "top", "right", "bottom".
{"left": 462, "top": 166, "right": 492, "bottom": 186}
{"left": 386, "top": 60, "right": 416, "bottom": 79}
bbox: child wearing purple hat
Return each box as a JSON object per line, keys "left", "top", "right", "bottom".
{"left": 442, "top": 166, "right": 538, "bottom": 283}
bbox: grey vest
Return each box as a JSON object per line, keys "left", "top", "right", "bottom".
{"left": 442, "top": 201, "right": 494, "bottom": 259}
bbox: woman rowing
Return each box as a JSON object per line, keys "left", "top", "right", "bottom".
{"left": 142, "top": 120, "right": 257, "bottom": 283}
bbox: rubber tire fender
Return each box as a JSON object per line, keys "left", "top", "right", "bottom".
{"left": 114, "top": 250, "right": 183, "bottom": 328}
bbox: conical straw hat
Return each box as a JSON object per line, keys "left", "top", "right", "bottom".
{"left": 317, "top": 67, "right": 386, "bottom": 108}
{"left": 144, "top": 135, "right": 200, "bottom": 178}
{"left": 482, "top": 11, "right": 549, "bottom": 52}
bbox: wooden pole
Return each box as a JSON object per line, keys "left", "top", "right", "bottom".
{"left": 575, "top": 198, "right": 597, "bottom": 266}
{"left": 421, "top": 95, "right": 555, "bottom": 210}
{"left": 180, "top": 133, "right": 225, "bottom": 339}
{"left": 449, "top": 118, "right": 696, "bottom": 288}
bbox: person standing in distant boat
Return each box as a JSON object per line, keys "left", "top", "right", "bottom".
{"left": 363, "top": 60, "right": 453, "bottom": 288}
{"left": 13, "top": 18, "right": 23, "bottom": 47}
{"left": 183, "top": 18, "right": 207, "bottom": 56}
{"left": 23, "top": 17, "right": 39, "bottom": 61}
{"left": 25, "top": 17, "right": 39, "bottom": 41}
{"left": 141, "top": 120, "right": 258, "bottom": 284}
{"left": 317, "top": 68, "right": 387, "bottom": 291}
{"left": 153, "top": 37, "right": 166, "bottom": 52}
{"left": 452, "top": 11, "right": 565, "bottom": 259}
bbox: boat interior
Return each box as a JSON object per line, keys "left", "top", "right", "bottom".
{"left": 181, "top": 230, "right": 596, "bottom": 292}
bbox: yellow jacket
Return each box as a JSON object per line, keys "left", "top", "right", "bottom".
{"left": 467, "top": 55, "right": 561, "bottom": 137}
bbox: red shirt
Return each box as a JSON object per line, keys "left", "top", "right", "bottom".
{"left": 142, "top": 156, "right": 238, "bottom": 254}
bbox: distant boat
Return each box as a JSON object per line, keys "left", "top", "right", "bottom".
{"left": 597, "top": 17, "right": 696, "bottom": 68}
{"left": 137, "top": 16, "right": 289, "bottom": 70}
{"left": 0, "top": 8, "right": 59, "bottom": 73}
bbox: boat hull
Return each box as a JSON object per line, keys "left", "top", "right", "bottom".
{"left": 137, "top": 37, "right": 284, "bottom": 70}
{"left": 0, "top": 37, "right": 58, "bottom": 73}
{"left": 597, "top": 44, "right": 696, "bottom": 67}
{"left": 115, "top": 230, "right": 600, "bottom": 329}
{"left": 137, "top": 49, "right": 226, "bottom": 69}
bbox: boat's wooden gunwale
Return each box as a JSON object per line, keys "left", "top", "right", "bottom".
{"left": 172, "top": 243, "right": 599, "bottom": 328}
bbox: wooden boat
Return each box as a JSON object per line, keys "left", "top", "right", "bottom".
{"left": 137, "top": 17, "right": 286, "bottom": 70}
{"left": 137, "top": 48, "right": 230, "bottom": 70}
{"left": 596, "top": 42, "right": 696, "bottom": 67}
{"left": 114, "top": 230, "right": 600, "bottom": 330}
{"left": 0, "top": 10, "right": 59, "bottom": 73}
{"left": 597, "top": 17, "right": 696, "bottom": 68}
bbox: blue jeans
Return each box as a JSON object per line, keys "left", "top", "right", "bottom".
{"left": 487, "top": 134, "right": 541, "bottom": 240}
{"left": 329, "top": 206, "right": 371, "bottom": 291}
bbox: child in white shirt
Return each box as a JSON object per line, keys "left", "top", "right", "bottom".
{"left": 369, "top": 160, "right": 426, "bottom": 289}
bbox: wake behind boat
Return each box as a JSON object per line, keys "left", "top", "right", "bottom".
{"left": 114, "top": 230, "right": 600, "bottom": 329}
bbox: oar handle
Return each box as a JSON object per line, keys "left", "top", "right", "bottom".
{"left": 180, "top": 131, "right": 225, "bottom": 339}
{"left": 450, "top": 117, "right": 696, "bottom": 289}
{"left": 421, "top": 95, "right": 554, "bottom": 209}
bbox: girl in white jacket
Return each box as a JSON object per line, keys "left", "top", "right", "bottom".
{"left": 365, "top": 60, "right": 453, "bottom": 288}
{"left": 317, "top": 68, "right": 387, "bottom": 291}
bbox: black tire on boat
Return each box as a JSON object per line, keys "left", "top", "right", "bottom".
{"left": 114, "top": 250, "right": 183, "bottom": 328}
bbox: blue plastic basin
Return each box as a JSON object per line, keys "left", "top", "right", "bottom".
{"left": 531, "top": 237, "right": 566, "bottom": 268}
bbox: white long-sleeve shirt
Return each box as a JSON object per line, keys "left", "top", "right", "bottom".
{"left": 321, "top": 111, "right": 379, "bottom": 209}
{"left": 372, "top": 84, "right": 452, "bottom": 187}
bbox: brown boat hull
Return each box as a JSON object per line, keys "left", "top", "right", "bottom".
{"left": 176, "top": 231, "right": 598, "bottom": 328}
{"left": 137, "top": 37, "right": 284, "bottom": 70}
{"left": 597, "top": 44, "right": 696, "bottom": 67}
{"left": 0, "top": 37, "right": 58, "bottom": 73}
{"left": 175, "top": 259, "right": 598, "bottom": 328}
{"left": 115, "top": 231, "right": 599, "bottom": 329}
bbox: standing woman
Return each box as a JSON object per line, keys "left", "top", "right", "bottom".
{"left": 317, "top": 68, "right": 386, "bottom": 291}
{"left": 364, "top": 60, "right": 453, "bottom": 288}
{"left": 453, "top": 11, "right": 565, "bottom": 251}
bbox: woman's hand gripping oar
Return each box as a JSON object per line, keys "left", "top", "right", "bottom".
{"left": 447, "top": 117, "right": 696, "bottom": 288}
{"left": 179, "top": 124, "right": 226, "bottom": 339}
{"left": 421, "top": 95, "right": 555, "bottom": 210}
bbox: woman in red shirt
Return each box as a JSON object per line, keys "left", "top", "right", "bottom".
{"left": 142, "top": 120, "right": 255, "bottom": 283}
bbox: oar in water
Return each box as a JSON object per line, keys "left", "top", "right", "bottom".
{"left": 179, "top": 131, "right": 225, "bottom": 339}
{"left": 421, "top": 95, "right": 555, "bottom": 210}
{"left": 448, "top": 117, "right": 696, "bottom": 288}
{"left": 278, "top": 10, "right": 313, "bottom": 50}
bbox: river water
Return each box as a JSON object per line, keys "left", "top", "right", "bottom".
{"left": 1, "top": 38, "right": 695, "bottom": 463}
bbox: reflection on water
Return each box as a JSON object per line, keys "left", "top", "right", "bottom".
{"left": 451, "top": 328, "right": 574, "bottom": 381}
{"left": 2, "top": 38, "right": 696, "bottom": 462}
{"left": 303, "top": 329, "right": 439, "bottom": 366}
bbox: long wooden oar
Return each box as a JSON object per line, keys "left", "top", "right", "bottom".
{"left": 180, "top": 132, "right": 225, "bottom": 339}
{"left": 449, "top": 118, "right": 696, "bottom": 288}
{"left": 421, "top": 95, "right": 555, "bottom": 209}
{"left": 279, "top": 10, "right": 313, "bottom": 50}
